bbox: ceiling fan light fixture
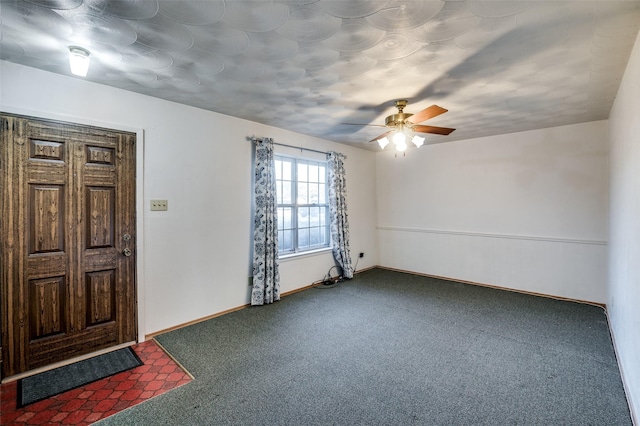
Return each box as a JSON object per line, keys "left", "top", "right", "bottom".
{"left": 395, "top": 140, "right": 408, "bottom": 152}
{"left": 412, "top": 135, "right": 425, "bottom": 148}
{"left": 392, "top": 130, "right": 406, "bottom": 146}
{"left": 378, "top": 137, "right": 390, "bottom": 149}
{"left": 68, "top": 46, "right": 90, "bottom": 77}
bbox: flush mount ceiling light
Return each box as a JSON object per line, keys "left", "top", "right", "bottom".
{"left": 68, "top": 46, "right": 90, "bottom": 77}
{"left": 344, "top": 100, "right": 455, "bottom": 154}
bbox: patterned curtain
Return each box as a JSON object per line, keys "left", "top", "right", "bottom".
{"left": 327, "top": 152, "right": 354, "bottom": 279}
{"left": 251, "top": 138, "right": 280, "bottom": 305}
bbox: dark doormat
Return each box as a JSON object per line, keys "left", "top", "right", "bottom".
{"left": 17, "top": 347, "right": 143, "bottom": 407}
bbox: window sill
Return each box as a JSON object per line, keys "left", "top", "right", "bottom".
{"left": 279, "top": 247, "right": 332, "bottom": 262}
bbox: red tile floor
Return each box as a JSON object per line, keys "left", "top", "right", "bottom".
{"left": 0, "top": 340, "right": 192, "bottom": 425}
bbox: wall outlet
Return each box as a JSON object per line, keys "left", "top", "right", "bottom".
{"left": 150, "top": 199, "right": 168, "bottom": 211}
{"left": 248, "top": 276, "right": 253, "bottom": 287}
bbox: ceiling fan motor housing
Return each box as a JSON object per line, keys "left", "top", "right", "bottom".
{"left": 385, "top": 113, "right": 413, "bottom": 128}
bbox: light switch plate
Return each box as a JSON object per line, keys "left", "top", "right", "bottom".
{"left": 150, "top": 199, "right": 168, "bottom": 211}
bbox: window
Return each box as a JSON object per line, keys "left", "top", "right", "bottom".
{"left": 275, "top": 155, "right": 330, "bottom": 255}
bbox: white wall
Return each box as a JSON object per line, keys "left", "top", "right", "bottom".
{"left": 0, "top": 61, "right": 379, "bottom": 336}
{"left": 377, "top": 121, "right": 609, "bottom": 303}
{"left": 608, "top": 29, "right": 640, "bottom": 423}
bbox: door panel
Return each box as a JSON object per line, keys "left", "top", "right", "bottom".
{"left": 86, "top": 270, "right": 116, "bottom": 326}
{"left": 1, "top": 114, "right": 137, "bottom": 378}
{"left": 29, "top": 185, "right": 65, "bottom": 253}
{"left": 86, "top": 186, "right": 115, "bottom": 248}
{"left": 29, "top": 276, "right": 66, "bottom": 340}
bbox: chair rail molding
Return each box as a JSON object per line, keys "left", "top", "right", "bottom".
{"left": 377, "top": 226, "right": 607, "bottom": 246}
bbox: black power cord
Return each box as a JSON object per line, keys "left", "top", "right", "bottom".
{"left": 321, "top": 265, "right": 342, "bottom": 286}
{"left": 315, "top": 256, "right": 361, "bottom": 289}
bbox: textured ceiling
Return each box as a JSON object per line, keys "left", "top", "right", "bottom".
{"left": 1, "top": 0, "right": 640, "bottom": 150}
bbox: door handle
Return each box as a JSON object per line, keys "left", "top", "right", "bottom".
{"left": 123, "top": 248, "right": 132, "bottom": 257}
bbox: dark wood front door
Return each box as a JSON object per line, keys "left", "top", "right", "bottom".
{"left": 1, "top": 114, "right": 137, "bottom": 379}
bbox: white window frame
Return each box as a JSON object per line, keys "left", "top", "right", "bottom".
{"left": 274, "top": 155, "right": 330, "bottom": 256}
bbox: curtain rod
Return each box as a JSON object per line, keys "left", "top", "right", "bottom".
{"left": 250, "top": 137, "right": 334, "bottom": 156}
{"left": 273, "top": 141, "right": 330, "bottom": 155}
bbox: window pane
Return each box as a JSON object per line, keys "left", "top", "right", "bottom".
{"left": 297, "top": 182, "right": 308, "bottom": 204}
{"left": 318, "top": 183, "right": 326, "bottom": 204}
{"left": 310, "top": 227, "right": 320, "bottom": 246}
{"left": 298, "top": 162, "right": 308, "bottom": 182}
{"left": 309, "top": 183, "right": 319, "bottom": 204}
{"left": 298, "top": 228, "right": 309, "bottom": 249}
{"left": 277, "top": 207, "right": 283, "bottom": 227}
{"left": 276, "top": 181, "right": 282, "bottom": 204}
{"left": 278, "top": 230, "right": 284, "bottom": 251}
{"left": 320, "top": 206, "right": 326, "bottom": 227}
{"left": 275, "top": 160, "right": 282, "bottom": 180}
{"left": 284, "top": 159, "right": 292, "bottom": 180}
{"left": 283, "top": 229, "right": 293, "bottom": 252}
{"left": 298, "top": 207, "right": 309, "bottom": 228}
{"left": 282, "top": 181, "right": 292, "bottom": 204}
{"left": 309, "top": 164, "right": 318, "bottom": 183}
{"left": 310, "top": 207, "right": 320, "bottom": 227}
{"left": 282, "top": 207, "right": 292, "bottom": 229}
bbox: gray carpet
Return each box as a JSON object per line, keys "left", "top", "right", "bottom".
{"left": 97, "top": 268, "right": 631, "bottom": 425}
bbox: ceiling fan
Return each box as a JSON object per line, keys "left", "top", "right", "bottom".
{"left": 347, "top": 100, "right": 456, "bottom": 152}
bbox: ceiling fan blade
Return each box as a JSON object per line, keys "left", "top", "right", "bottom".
{"left": 369, "top": 130, "right": 394, "bottom": 143}
{"left": 406, "top": 105, "right": 448, "bottom": 124}
{"left": 413, "top": 125, "right": 456, "bottom": 135}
